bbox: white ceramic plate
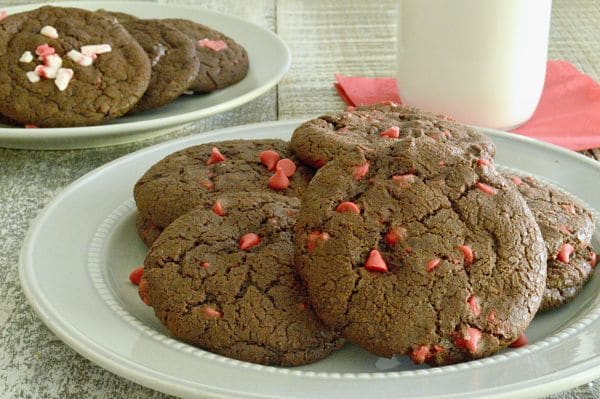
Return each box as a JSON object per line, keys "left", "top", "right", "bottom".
{"left": 19, "top": 120, "right": 600, "bottom": 399}
{"left": 0, "top": 2, "right": 290, "bottom": 150}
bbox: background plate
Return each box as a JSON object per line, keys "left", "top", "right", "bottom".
{"left": 0, "top": 1, "right": 290, "bottom": 150}
{"left": 19, "top": 120, "right": 600, "bottom": 398}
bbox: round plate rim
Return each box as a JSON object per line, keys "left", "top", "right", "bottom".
{"left": 18, "top": 119, "right": 600, "bottom": 399}
{"left": 0, "top": 1, "right": 291, "bottom": 149}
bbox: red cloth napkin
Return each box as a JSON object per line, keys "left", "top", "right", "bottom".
{"left": 335, "top": 61, "right": 600, "bottom": 151}
{"left": 334, "top": 74, "right": 401, "bottom": 107}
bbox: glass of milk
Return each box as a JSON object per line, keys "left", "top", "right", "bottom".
{"left": 396, "top": 0, "right": 552, "bottom": 129}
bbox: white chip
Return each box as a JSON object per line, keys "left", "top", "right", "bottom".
{"left": 67, "top": 49, "right": 93, "bottom": 66}
{"left": 40, "top": 25, "right": 59, "bottom": 39}
{"left": 35, "top": 65, "right": 58, "bottom": 79}
{"left": 19, "top": 51, "right": 33, "bottom": 63}
{"left": 26, "top": 71, "right": 40, "bottom": 83}
{"left": 43, "top": 54, "right": 63, "bottom": 70}
{"left": 54, "top": 68, "right": 74, "bottom": 91}
{"left": 81, "top": 44, "right": 112, "bottom": 57}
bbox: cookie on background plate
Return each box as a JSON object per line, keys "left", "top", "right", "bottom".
{"left": 294, "top": 135, "right": 547, "bottom": 366}
{"left": 162, "top": 18, "right": 249, "bottom": 93}
{"left": 95, "top": 9, "right": 138, "bottom": 23}
{"left": 121, "top": 19, "right": 200, "bottom": 113}
{"left": 289, "top": 104, "right": 496, "bottom": 169}
{"left": 140, "top": 193, "right": 344, "bottom": 366}
{"left": 134, "top": 139, "right": 314, "bottom": 230}
{"left": 505, "top": 174, "right": 597, "bottom": 311}
{"left": 0, "top": 6, "right": 151, "bottom": 127}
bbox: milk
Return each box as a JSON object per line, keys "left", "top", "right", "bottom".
{"left": 396, "top": 0, "right": 552, "bottom": 129}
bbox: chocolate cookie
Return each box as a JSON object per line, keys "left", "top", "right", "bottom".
{"left": 134, "top": 139, "right": 314, "bottom": 229}
{"left": 543, "top": 246, "right": 597, "bottom": 311}
{"left": 141, "top": 193, "right": 343, "bottom": 366}
{"left": 505, "top": 174, "right": 596, "bottom": 311}
{"left": 0, "top": 6, "right": 151, "bottom": 127}
{"left": 295, "top": 136, "right": 546, "bottom": 366}
{"left": 162, "top": 19, "right": 249, "bottom": 93}
{"left": 136, "top": 212, "right": 163, "bottom": 247}
{"left": 289, "top": 104, "right": 496, "bottom": 168}
{"left": 121, "top": 19, "right": 199, "bottom": 113}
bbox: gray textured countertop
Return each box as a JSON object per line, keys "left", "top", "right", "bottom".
{"left": 2, "top": 0, "right": 600, "bottom": 397}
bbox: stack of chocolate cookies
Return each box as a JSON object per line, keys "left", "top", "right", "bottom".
{"left": 132, "top": 104, "right": 597, "bottom": 367}
{"left": 0, "top": 6, "right": 248, "bottom": 127}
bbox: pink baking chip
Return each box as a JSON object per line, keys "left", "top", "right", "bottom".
{"left": 81, "top": 44, "right": 112, "bottom": 57}
{"left": 0, "top": 11, "right": 7, "bottom": 21}
{"left": 19, "top": 51, "right": 33, "bottom": 63}
{"left": 40, "top": 25, "right": 59, "bottom": 39}
{"left": 35, "top": 43, "right": 55, "bottom": 59}
{"left": 54, "top": 68, "right": 74, "bottom": 91}
{"left": 67, "top": 49, "right": 93, "bottom": 66}
{"left": 198, "top": 39, "right": 228, "bottom": 51}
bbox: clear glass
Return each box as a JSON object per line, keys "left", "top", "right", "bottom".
{"left": 396, "top": 0, "right": 552, "bottom": 129}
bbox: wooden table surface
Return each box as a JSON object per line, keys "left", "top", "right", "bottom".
{"left": 1, "top": 0, "right": 600, "bottom": 398}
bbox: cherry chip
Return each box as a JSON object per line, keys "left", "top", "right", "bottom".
{"left": 259, "top": 150, "right": 280, "bottom": 171}
{"left": 268, "top": 168, "right": 290, "bottom": 190}
{"left": 509, "top": 333, "right": 528, "bottom": 348}
{"left": 336, "top": 201, "right": 360, "bottom": 214}
{"left": 364, "top": 249, "right": 388, "bottom": 272}
{"left": 240, "top": 233, "right": 261, "bottom": 250}
{"left": 129, "top": 266, "right": 144, "bottom": 285}
{"left": 276, "top": 159, "right": 297, "bottom": 177}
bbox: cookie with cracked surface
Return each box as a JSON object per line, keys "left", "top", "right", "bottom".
{"left": 294, "top": 136, "right": 546, "bottom": 366}
{"left": 121, "top": 19, "right": 199, "bottom": 113}
{"left": 0, "top": 6, "right": 151, "bottom": 127}
{"left": 142, "top": 193, "right": 344, "bottom": 366}
{"left": 289, "top": 104, "right": 495, "bottom": 168}
{"left": 136, "top": 212, "right": 163, "bottom": 247}
{"left": 134, "top": 139, "right": 314, "bottom": 229}
{"left": 161, "top": 18, "right": 248, "bottom": 93}
{"left": 505, "top": 174, "right": 596, "bottom": 311}
{"left": 542, "top": 246, "right": 597, "bottom": 311}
